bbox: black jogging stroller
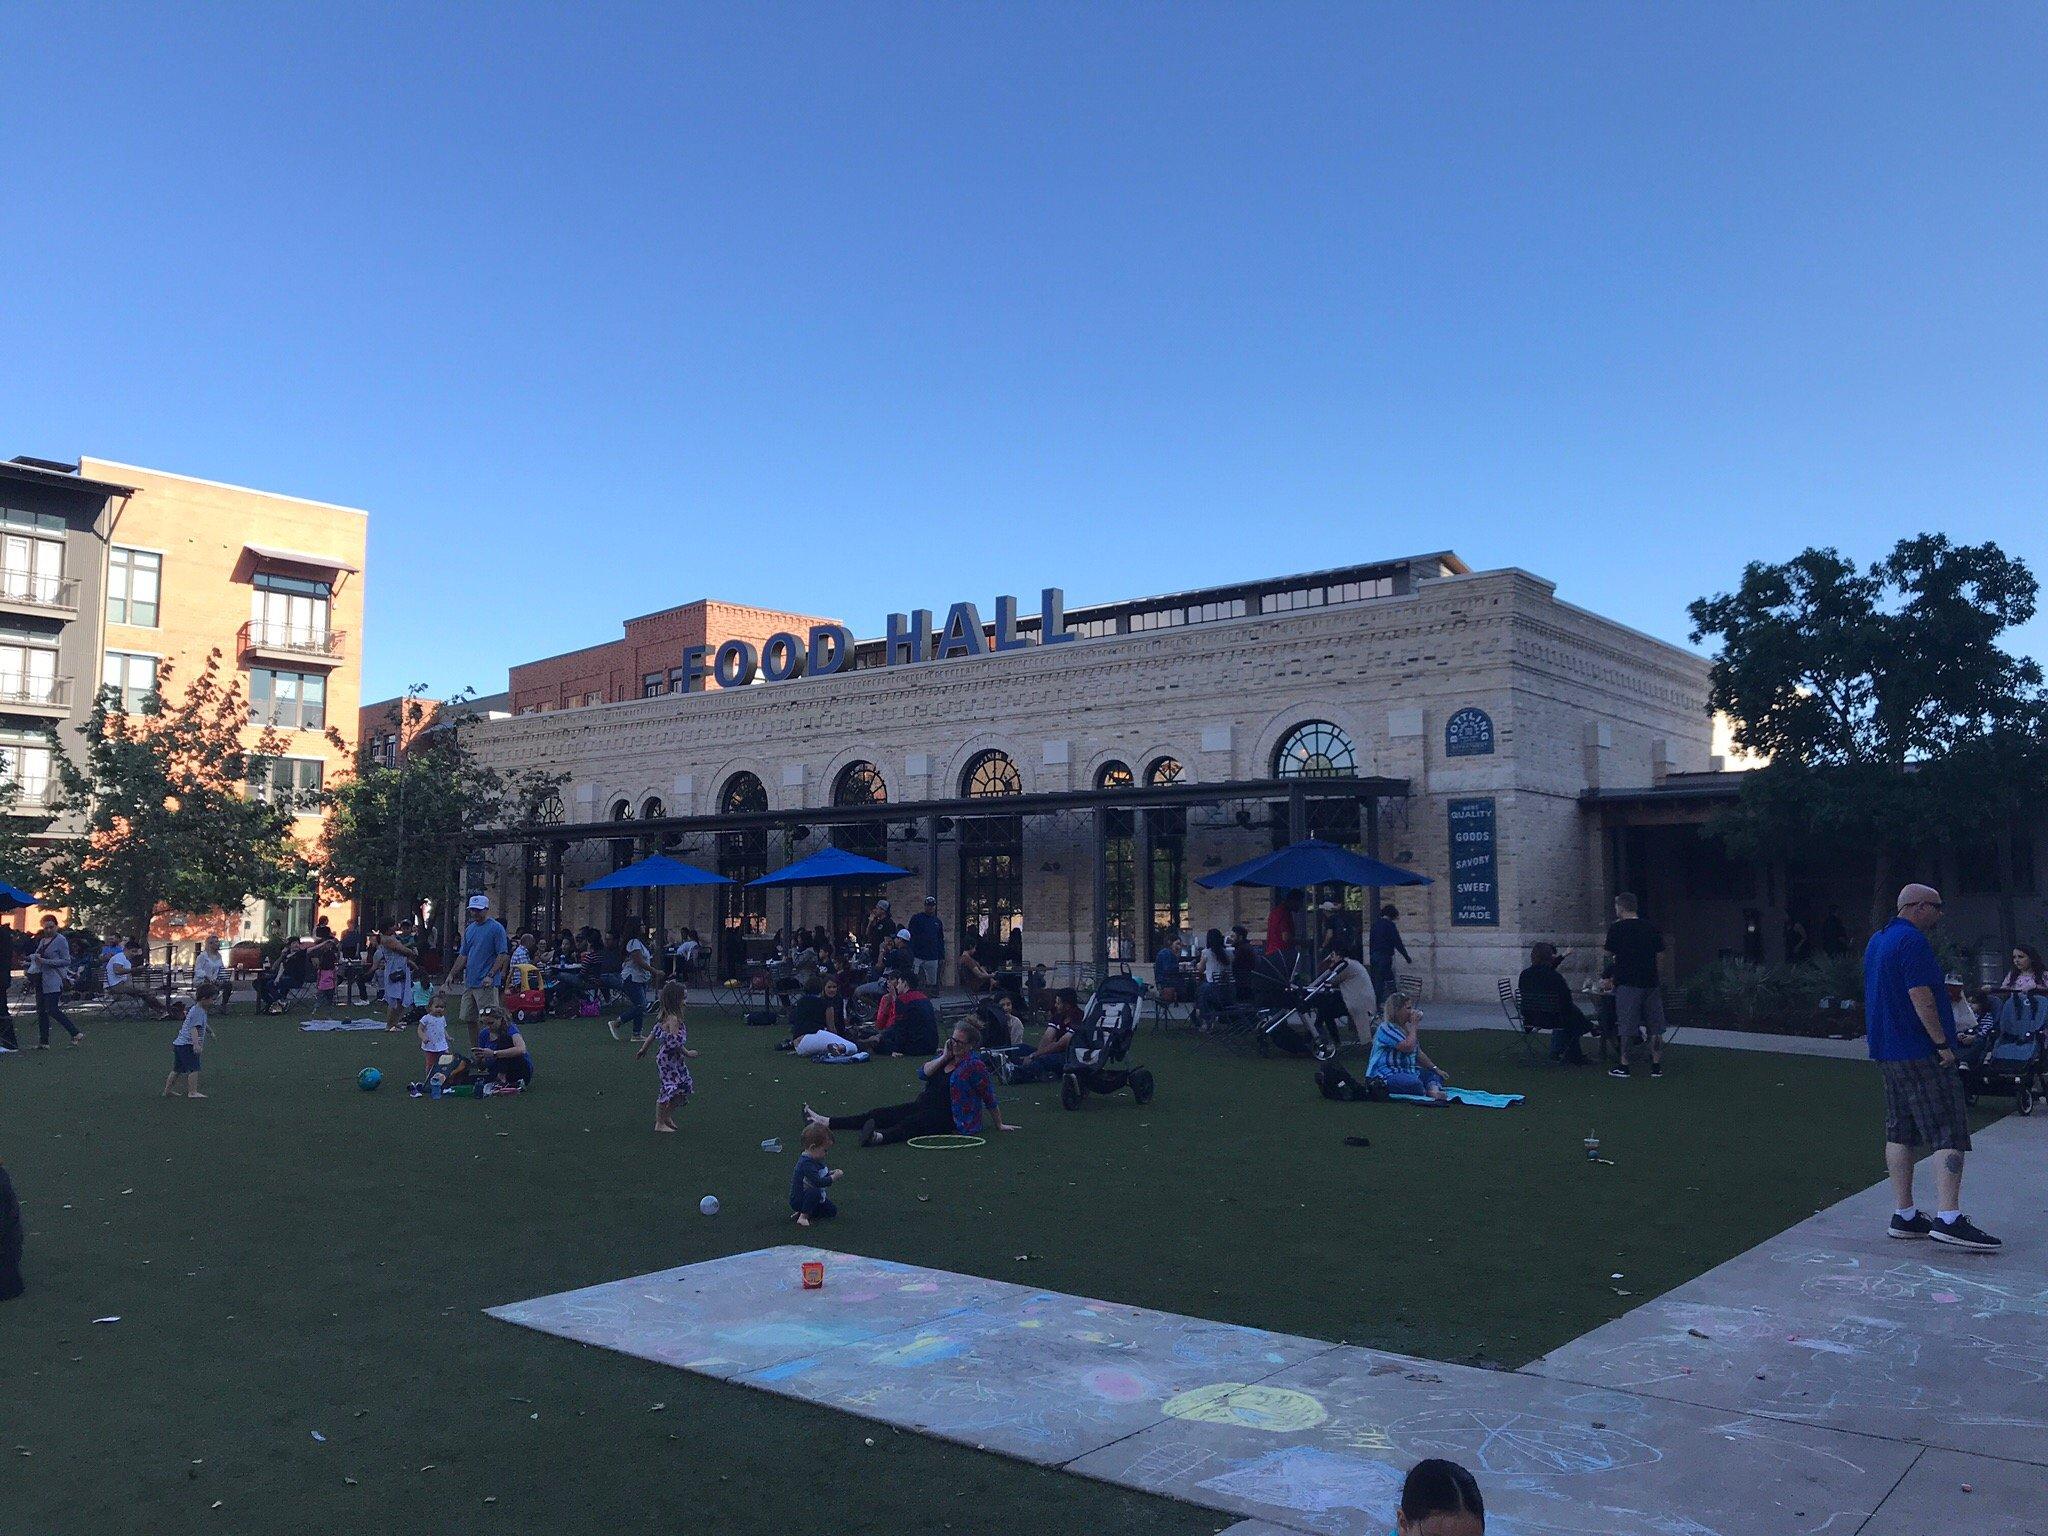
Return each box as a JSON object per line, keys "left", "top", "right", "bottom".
{"left": 1960, "top": 991, "right": 2046, "bottom": 1116}
{"left": 1059, "top": 973, "right": 1155, "bottom": 1110}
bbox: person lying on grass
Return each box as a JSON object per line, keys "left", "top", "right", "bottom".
{"left": 1368, "top": 993, "right": 1448, "bottom": 1103}
{"left": 803, "top": 1021, "right": 1021, "bottom": 1146}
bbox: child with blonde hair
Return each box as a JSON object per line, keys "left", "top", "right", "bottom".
{"left": 789, "top": 1123, "right": 842, "bottom": 1225}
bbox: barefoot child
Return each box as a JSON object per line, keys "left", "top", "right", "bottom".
{"left": 789, "top": 1122, "right": 842, "bottom": 1226}
{"left": 633, "top": 981, "right": 697, "bottom": 1132}
{"left": 417, "top": 990, "right": 452, "bottom": 1082}
{"left": 164, "top": 983, "right": 218, "bottom": 1099}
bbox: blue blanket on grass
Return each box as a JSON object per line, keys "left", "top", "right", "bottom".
{"left": 1388, "top": 1086, "right": 1524, "bottom": 1108}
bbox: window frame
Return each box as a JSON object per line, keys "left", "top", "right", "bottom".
{"left": 107, "top": 545, "right": 163, "bottom": 628}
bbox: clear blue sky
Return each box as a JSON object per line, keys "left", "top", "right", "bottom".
{"left": 6, "top": 4, "right": 2045, "bottom": 699}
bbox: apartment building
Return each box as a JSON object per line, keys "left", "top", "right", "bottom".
{"left": 1, "top": 454, "right": 369, "bottom": 940}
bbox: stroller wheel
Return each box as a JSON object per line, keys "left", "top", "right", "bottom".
{"left": 1060, "top": 1073, "right": 1081, "bottom": 1111}
{"left": 1130, "top": 1067, "right": 1155, "bottom": 1105}
{"left": 1312, "top": 1037, "right": 1338, "bottom": 1063}
{"left": 2018, "top": 1085, "right": 2034, "bottom": 1117}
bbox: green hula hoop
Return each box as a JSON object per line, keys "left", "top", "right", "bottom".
{"left": 906, "top": 1134, "right": 986, "bottom": 1149}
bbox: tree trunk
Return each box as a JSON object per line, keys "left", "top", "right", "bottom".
{"left": 1868, "top": 851, "right": 1894, "bottom": 935}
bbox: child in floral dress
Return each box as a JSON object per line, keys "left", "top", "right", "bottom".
{"left": 634, "top": 981, "right": 698, "bottom": 1132}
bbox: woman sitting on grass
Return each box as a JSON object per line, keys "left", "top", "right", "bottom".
{"left": 802, "top": 1021, "right": 1021, "bottom": 1146}
{"left": 1368, "top": 993, "right": 1448, "bottom": 1103}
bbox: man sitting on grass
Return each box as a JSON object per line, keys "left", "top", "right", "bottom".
{"left": 873, "top": 972, "right": 937, "bottom": 1058}
{"left": 1004, "top": 987, "right": 1081, "bottom": 1084}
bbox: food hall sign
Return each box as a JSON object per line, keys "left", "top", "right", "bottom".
{"left": 679, "top": 588, "right": 1078, "bottom": 691}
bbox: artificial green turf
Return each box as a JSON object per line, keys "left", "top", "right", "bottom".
{"left": 1, "top": 1007, "right": 1907, "bottom": 1535}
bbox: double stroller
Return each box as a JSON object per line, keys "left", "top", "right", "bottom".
{"left": 1058, "top": 974, "right": 1155, "bottom": 1111}
{"left": 1960, "top": 992, "right": 2046, "bottom": 1116}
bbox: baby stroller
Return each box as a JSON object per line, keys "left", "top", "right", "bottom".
{"left": 1960, "top": 993, "right": 2046, "bottom": 1116}
{"left": 1256, "top": 960, "right": 1360, "bottom": 1062}
{"left": 1059, "top": 974, "right": 1155, "bottom": 1110}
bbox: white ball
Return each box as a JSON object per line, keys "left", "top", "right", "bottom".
{"left": 699, "top": 1195, "right": 720, "bottom": 1216}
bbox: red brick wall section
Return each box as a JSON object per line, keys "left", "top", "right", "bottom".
{"left": 508, "top": 600, "right": 840, "bottom": 713}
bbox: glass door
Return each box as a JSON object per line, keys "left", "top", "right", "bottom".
{"left": 0, "top": 643, "right": 56, "bottom": 703}
{"left": 251, "top": 586, "right": 329, "bottom": 649}
{"left": 0, "top": 534, "right": 61, "bottom": 604}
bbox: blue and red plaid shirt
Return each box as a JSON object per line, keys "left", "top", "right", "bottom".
{"left": 948, "top": 1056, "right": 999, "bottom": 1133}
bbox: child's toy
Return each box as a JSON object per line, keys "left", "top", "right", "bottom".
{"left": 502, "top": 962, "right": 547, "bottom": 1023}
{"left": 357, "top": 1067, "right": 382, "bottom": 1092}
{"left": 801, "top": 1259, "right": 825, "bottom": 1289}
{"left": 1058, "top": 974, "right": 1155, "bottom": 1111}
{"left": 699, "top": 1195, "right": 720, "bottom": 1216}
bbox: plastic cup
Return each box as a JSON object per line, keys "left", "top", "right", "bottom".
{"left": 1584, "top": 1135, "right": 1600, "bottom": 1161}
{"left": 801, "top": 1260, "right": 825, "bottom": 1290}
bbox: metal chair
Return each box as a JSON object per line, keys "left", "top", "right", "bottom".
{"left": 1498, "top": 978, "right": 1542, "bottom": 1059}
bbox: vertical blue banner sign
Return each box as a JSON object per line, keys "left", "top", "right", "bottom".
{"left": 1448, "top": 797, "right": 1499, "bottom": 926}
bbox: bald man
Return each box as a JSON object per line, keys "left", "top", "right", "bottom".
{"left": 1863, "top": 883, "right": 1999, "bottom": 1252}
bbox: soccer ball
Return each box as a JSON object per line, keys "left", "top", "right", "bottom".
{"left": 699, "top": 1195, "right": 720, "bottom": 1217}
{"left": 358, "top": 1067, "right": 382, "bottom": 1092}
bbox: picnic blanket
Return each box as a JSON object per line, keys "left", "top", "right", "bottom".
{"left": 299, "top": 1017, "right": 387, "bottom": 1033}
{"left": 1389, "top": 1086, "right": 1524, "bottom": 1108}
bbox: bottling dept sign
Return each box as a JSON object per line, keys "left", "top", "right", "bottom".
{"left": 679, "top": 588, "right": 1079, "bottom": 691}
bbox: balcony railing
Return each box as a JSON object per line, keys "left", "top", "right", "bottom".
{"left": 0, "top": 676, "right": 71, "bottom": 712}
{"left": 3, "top": 782, "right": 55, "bottom": 815}
{"left": 237, "top": 622, "right": 347, "bottom": 663}
{"left": 0, "top": 575, "right": 80, "bottom": 614}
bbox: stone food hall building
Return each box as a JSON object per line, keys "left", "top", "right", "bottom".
{"left": 465, "top": 553, "right": 1719, "bottom": 1001}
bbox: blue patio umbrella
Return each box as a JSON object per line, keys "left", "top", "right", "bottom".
{"left": 582, "top": 853, "right": 731, "bottom": 891}
{"left": 0, "top": 882, "right": 38, "bottom": 909}
{"left": 1196, "top": 838, "right": 1430, "bottom": 891}
{"left": 748, "top": 846, "right": 913, "bottom": 887}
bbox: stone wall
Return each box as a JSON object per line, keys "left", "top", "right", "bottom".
{"left": 469, "top": 566, "right": 1712, "bottom": 999}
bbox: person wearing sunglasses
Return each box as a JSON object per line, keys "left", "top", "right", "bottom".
{"left": 1864, "top": 883, "right": 1999, "bottom": 1252}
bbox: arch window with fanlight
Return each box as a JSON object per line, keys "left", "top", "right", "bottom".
{"left": 716, "top": 773, "right": 770, "bottom": 976}
{"left": 830, "top": 761, "right": 891, "bottom": 940}
{"left": 1095, "top": 761, "right": 1135, "bottom": 960}
{"left": 1144, "top": 758, "right": 1187, "bottom": 949}
{"left": 958, "top": 751, "right": 1022, "bottom": 956}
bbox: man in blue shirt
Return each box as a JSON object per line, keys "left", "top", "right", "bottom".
{"left": 1864, "top": 883, "right": 1998, "bottom": 1252}
{"left": 448, "top": 895, "right": 510, "bottom": 1049}
{"left": 906, "top": 896, "right": 945, "bottom": 989}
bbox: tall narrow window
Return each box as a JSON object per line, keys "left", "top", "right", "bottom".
{"left": 108, "top": 547, "right": 161, "bottom": 627}
{"left": 101, "top": 651, "right": 158, "bottom": 713}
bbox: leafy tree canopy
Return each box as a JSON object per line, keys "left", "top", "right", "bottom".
{"left": 44, "top": 652, "right": 313, "bottom": 936}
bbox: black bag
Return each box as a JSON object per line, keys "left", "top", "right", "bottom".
{"left": 745, "top": 1008, "right": 779, "bottom": 1029}
{"left": 1315, "top": 1062, "right": 1389, "bottom": 1103}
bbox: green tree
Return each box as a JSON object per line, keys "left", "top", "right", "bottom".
{"left": 1688, "top": 535, "right": 2048, "bottom": 923}
{"left": 318, "top": 690, "right": 559, "bottom": 930}
{"left": 0, "top": 774, "right": 49, "bottom": 895}
{"left": 44, "top": 652, "right": 313, "bottom": 936}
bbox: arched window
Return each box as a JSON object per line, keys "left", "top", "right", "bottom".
{"left": 606, "top": 799, "right": 636, "bottom": 934}
{"left": 716, "top": 773, "right": 769, "bottom": 977}
{"left": 640, "top": 796, "right": 664, "bottom": 822}
{"left": 1095, "top": 762, "right": 1135, "bottom": 959}
{"left": 961, "top": 750, "right": 1021, "bottom": 798}
{"left": 833, "top": 761, "right": 888, "bottom": 807}
{"left": 830, "top": 761, "right": 890, "bottom": 940}
{"left": 533, "top": 790, "right": 564, "bottom": 825}
{"left": 1272, "top": 721, "right": 1357, "bottom": 779}
{"left": 958, "top": 751, "right": 1022, "bottom": 954}
{"left": 1145, "top": 759, "right": 1187, "bottom": 947}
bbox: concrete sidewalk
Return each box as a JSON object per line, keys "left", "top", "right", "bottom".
{"left": 1420, "top": 999, "right": 1871, "bottom": 1059}
{"left": 491, "top": 1113, "right": 2042, "bottom": 1533}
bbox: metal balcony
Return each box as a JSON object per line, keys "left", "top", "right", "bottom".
{"left": 0, "top": 575, "right": 80, "bottom": 620}
{"left": 2, "top": 782, "right": 56, "bottom": 816}
{"left": 0, "top": 676, "right": 72, "bottom": 718}
{"left": 237, "top": 621, "right": 347, "bottom": 668}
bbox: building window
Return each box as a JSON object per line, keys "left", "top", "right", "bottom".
{"left": 249, "top": 570, "right": 331, "bottom": 651}
{"left": 716, "top": 773, "right": 770, "bottom": 977}
{"left": 1128, "top": 607, "right": 1185, "bottom": 633}
{"left": 261, "top": 893, "right": 319, "bottom": 944}
{"left": 1185, "top": 599, "right": 1247, "bottom": 624}
{"left": 1096, "top": 762, "right": 1135, "bottom": 961}
{"left": 642, "top": 673, "right": 665, "bottom": 698}
{"left": 667, "top": 666, "right": 689, "bottom": 692}
{"left": 0, "top": 513, "right": 66, "bottom": 607}
{"left": 584, "top": 691, "right": 604, "bottom": 707}
{"left": 1065, "top": 616, "right": 1120, "bottom": 639}
{"left": 102, "top": 651, "right": 158, "bottom": 713}
{"left": 250, "top": 756, "right": 324, "bottom": 813}
{"left": 0, "top": 640, "right": 62, "bottom": 707}
{"left": 961, "top": 749, "right": 1021, "bottom": 799}
{"left": 1273, "top": 720, "right": 1358, "bottom": 779}
{"left": 249, "top": 667, "right": 327, "bottom": 731}
{"left": 829, "top": 761, "right": 891, "bottom": 939}
{"left": 1145, "top": 758, "right": 1188, "bottom": 950}
{"left": 0, "top": 735, "right": 53, "bottom": 808}
{"left": 107, "top": 547, "right": 161, "bottom": 627}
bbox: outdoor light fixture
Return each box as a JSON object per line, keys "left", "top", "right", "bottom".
{"left": 791, "top": 825, "right": 812, "bottom": 842}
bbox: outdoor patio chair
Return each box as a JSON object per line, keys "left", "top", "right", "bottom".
{"left": 1498, "top": 977, "right": 1544, "bottom": 1059}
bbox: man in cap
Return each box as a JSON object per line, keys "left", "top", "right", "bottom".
{"left": 447, "top": 894, "right": 510, "bottom": 1049}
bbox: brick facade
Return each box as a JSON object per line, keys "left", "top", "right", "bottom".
{"left": 468, "top": 565, "right": 1712, "bottom": 1001}
{"left": 508, "top": 600, "right": 838, "bottom": 714}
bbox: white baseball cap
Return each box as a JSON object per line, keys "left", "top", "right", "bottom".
{"left": 467, "top": 894, "right": 491, "bottom": 910}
